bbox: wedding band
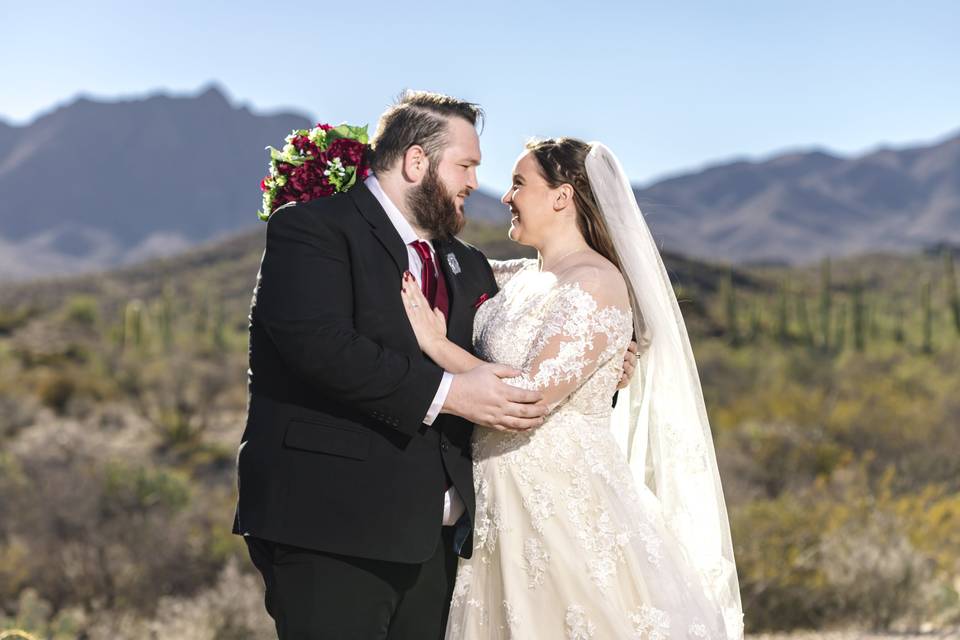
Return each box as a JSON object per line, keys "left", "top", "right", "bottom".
{"left": 411, "top": 303, "right": 420, "bottom": 309}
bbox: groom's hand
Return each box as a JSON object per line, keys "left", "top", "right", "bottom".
{"left": 442, "top": 364, "right": 547, "bottom": 431}
{"left": 617, "top": 340, "right": 639, "bottom": 390}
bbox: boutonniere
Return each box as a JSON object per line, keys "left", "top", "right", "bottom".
{"left": 474, "top": 292, "right": 491, "bottom": 309}
{"left": 446, "top": 253, "right": 461, "bottom": 275}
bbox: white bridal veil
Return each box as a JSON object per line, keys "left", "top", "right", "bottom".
{"left": 589, "top": 143, "right": 745, "bottom": 639}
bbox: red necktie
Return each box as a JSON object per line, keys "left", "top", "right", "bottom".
{"left": 411, "top": 240, "right": 454, "bottom": 493}
{"left": 410, "top": 240, "right": 449, "bottom": 322}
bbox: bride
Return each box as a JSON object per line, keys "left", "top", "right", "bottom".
{"left": 401, "top": 138, "right": 744, "bottom": 639}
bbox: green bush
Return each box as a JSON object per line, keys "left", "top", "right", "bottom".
{"left": 63, "top": 295, "right": 99, "bottom": 328}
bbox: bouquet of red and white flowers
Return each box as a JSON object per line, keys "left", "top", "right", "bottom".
{"left": 257, "top": 122, "right": 371, "bottom": 221}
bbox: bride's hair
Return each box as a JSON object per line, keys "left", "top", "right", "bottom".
{"left": 527, "top": 137, "right": 650, "bottom": 347}
{"left": 525, "top": 137, "right": 621, "bottom": 271}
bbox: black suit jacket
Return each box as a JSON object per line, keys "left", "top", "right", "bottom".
{"left": 232, "top": 182, "right": 498, "bottom": 563}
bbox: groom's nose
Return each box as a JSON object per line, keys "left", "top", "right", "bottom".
{"left": 466, "top": 166, "right": 478, "bottom": 191}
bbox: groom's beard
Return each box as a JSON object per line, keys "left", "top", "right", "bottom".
{"left": 406, "top": 164, "right": 465, "bottom": 240}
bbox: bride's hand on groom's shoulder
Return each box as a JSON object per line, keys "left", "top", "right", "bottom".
{"left": 442, "top": 364, "right": 548, "bottom": 432}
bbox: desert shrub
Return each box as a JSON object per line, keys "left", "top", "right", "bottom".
{"left": 0, "top": 305, "right": 37, "bottom": 335}
{"left": 137, "top": 354, "right": 238, "bottom": 452}
{"left": 32, "top": 368, "right": 78, "bottom": 414}
{"left": 28, "top": 365, "right": 111, "bottom": 417}
{"left": 719, "top": 421, "right": 848, "bottom": 499}
{"left": 732, "top": 460, "right": 956, "bottom": 633}
{"left": 0, "top": 422, "right": 224, "bottom": 613}
{"left": 0, "top": 390, "right": 39, "bottom": 438}
{"left": 819, "top": 509, "right": 935, "bottom": 629}
{"left": 0, "top": 588, "right": 86, "bottom": 640}
{"left": 63, "top": 295, "right": 99, "bottom": 328}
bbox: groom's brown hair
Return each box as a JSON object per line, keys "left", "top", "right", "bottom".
{"left": 369, "top": 90, "right": 484, "bottom": 174}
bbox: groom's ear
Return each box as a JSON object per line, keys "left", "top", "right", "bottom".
{"left": 401, "top": 145, "right": 428, "bottom": 184}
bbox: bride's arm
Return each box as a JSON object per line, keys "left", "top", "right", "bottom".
{"left": 400, "top": 273, "right": 485, "bottom": 373}
{"left": 510, "top": 266, "right": 633, "bottom": 410}
{"left": 400, "top": 266, "right": 635, "bottom": 407}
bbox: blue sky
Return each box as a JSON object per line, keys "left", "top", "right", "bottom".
{"left": 2, "top": 0, "right": 958, "bottom": 190}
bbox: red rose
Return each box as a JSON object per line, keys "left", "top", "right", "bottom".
{"left": 260, "top": 122, "right": 372, "bottom": 220}
{"left": 326, "top": 138, "right": 365, "bottom": 166}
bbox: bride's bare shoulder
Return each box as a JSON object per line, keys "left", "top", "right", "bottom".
{"left": 560, "top": 253, "right": 629, "bottom": 307}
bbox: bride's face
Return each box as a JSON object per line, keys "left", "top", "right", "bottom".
{"left": 502, "top": 151, "right": 557, "bottom": 247}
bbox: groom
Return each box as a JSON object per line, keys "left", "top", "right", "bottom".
{"left": 233, "top": 91, "right": 550, "bottom": 639}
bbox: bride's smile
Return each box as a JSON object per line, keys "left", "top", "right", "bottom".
{"left": 501, "top": 150, "right": 575, "bottom": 248}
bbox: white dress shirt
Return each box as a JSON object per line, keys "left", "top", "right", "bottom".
{"left": 365, "top": 175, "right": 464, "bottom": 526}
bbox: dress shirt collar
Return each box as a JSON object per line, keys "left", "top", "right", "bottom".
{"left": 365, "top": 174, "right": 427, "bottom": 248}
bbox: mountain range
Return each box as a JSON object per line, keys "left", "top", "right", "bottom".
{"left": 636, "top": 133, "right": 960, "bottom": 265}
{"left": 1, "top": 85, "right": 957, "bottom": 280}
{"left": 0, "top": 85, "right": 309, "bottom": 280}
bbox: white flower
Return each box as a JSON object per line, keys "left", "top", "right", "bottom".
{"left": 324, "top": 157, "right": 346, "bottom": 178}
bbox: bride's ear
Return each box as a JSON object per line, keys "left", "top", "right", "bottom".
{"left": 553, "top": 183, "right": 574, "bottom": 212}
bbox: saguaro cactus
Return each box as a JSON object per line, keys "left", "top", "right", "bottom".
{"left": 123, "top": 300, "right": 145, "bottom": 351}
{"left": 834, "top": 303, "right": 847, "bottom": 352}
{"left": 211, "top": 297, "right": 228, "bottom": 352}
{"left": 721, "top": 267, "right": 739, "bottom": 345}
{"left": 819, "top": 258, "right": 832, "bottom": 350}
{"left": 944, "top": 248, "right": 960, "bottom": 336}
{"left": 776, "top": 279, "right": 790, "bottom": 343}
{"left": 155, "top": 286, "right": 175, "bottom": 350}
{"left": 797, "top": 293, "right": 814, "bottom": 347}
{"left": 852, "top": 278, "right": 866, "bottom": 352}
{"left": 922, "top": 279, "right": 934, "bottom": 354}
{"left": 893, "top": 304, "right": 905, "bottom": 344}
{"left": 748, "top": 302, "right": 762, "bottom": 342}
{"left": 194, "top": 287, "right": 209, "bottom": 335}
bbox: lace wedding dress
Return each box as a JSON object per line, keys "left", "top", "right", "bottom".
{"left": 444, "top": 258, "right": 729, "bottom": 640}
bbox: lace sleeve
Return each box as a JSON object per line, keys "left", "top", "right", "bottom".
{"left": 488, "top": 258, "right": 536, "bottom": 289}
{"left": 507, "top": 267, "right": 632, "bottom": 410}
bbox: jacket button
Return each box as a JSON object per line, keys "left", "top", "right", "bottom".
{"left": 440, "top": 441, "right": 449, "bottom": 452}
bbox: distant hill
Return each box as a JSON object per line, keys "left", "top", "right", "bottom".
{"left": 1, "top": 84, "right": 957, "bottom": 280}
{"left": 0, "top": 85, "right": 309, "bottom": 279}
{"left": 0, "top": 220, "right": 748, "bottom": 337}
{"left": 0, "top": 86, "right": 509, "bottom": 281}
{"left": 637, "top": 132, "right": 960, "bottom": 264}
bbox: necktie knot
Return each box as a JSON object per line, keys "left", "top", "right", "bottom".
{"left": 410, "top": 240, "right": 438, "bottom": 307}
{"left": 408, "top": 240, "right": 449, "bottom": 322}
{"left": 410, "top": 240, "right": 432, "bottom": 263}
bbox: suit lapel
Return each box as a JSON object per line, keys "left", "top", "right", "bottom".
{"left": 433, "top": 237, "right": 470, "bottom": 346}
{"left": 348, "top": 182, "right": 408, "bottom": 274}
{"left": 349, "top": 184, "right": 474, "bottom": 347}
{"left": 433, "top": 238, "right": 458, "bottom": 311}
